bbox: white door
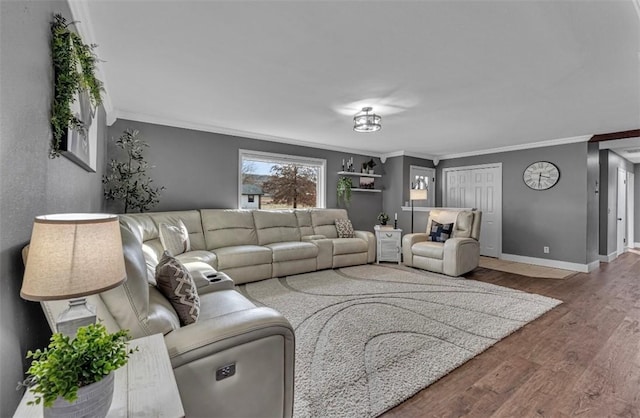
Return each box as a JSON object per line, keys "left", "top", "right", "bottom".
{"left": 443, "top": 164, "right": 502, "bottom": 258}
{"left": 617, "top": 168, "right": 627, "bottom": 255}
{"left": 627, "top": 172, "right": 634, "bottom": 249}
{"left": 445, "top": 169, "right": 468, "bottom": 208}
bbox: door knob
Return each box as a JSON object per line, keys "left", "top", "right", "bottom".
{"left": 617, "top": 218, "right": 623, "bottom": 221}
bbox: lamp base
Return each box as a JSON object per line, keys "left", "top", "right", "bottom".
{"left": 56, "top": 298, "right": 96, "bottom": 338}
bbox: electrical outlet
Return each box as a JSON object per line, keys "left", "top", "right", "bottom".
{"left": 543, "top": 246, "right": 550, "bottom": 254}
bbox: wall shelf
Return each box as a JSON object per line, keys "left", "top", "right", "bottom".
{"left": 352, "top": 188, "right": 381, "bottom": 192}
{"left": 337, "top": 171, "right": 381, "bottom": 178}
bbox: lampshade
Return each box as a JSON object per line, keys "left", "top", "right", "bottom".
{"left": 353, "top": 107, "right": 382, "bottom": 132}
{"left": 21, "top": 214, "right": 126, "bottom": 301}
{"left": 410, "top": 188, "right": 428, "bottom": 201}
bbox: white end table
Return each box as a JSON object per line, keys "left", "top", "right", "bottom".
{"left": 14, "top": 333, "right": 184, "bottom": 418}
{"left": 374, "top": 225, "right": 402, "bottom": 264}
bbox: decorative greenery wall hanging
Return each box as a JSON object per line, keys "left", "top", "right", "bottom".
{"left": 50, "top": 14, "right": 103, "bottom": 159}
{"left": 337, "top": 176, "right": 352, "bottom": 206}
{"left": 103, "top": 129, "right": 165, "bottom": 213}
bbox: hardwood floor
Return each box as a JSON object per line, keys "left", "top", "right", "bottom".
{"left": 381, "top": 252, "right": 640, "bottom": 418}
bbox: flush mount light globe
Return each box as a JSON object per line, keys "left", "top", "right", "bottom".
{"left": 353, "top": 107, "right": 382, "bottom": 133}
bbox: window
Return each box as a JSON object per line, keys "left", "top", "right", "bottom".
{"left": 239, "top": 150, "right": 326, "bottom": 209}
{"left": 409, "top": 165, "right": 436, "bottom": 207}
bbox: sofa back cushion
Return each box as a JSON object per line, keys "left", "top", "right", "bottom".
{"left": 253, "top": 210, "right": 301, "bottom": 245}
{"left": 201, "top": 209, "right": 258, "bottom": 249}
{"left": 295, "top": 210, "right": 314, "bottom": 237}
{"left": 120, "top": 210, "right": 205, "bottom": 283}
{"left": 310, "top": 208, "right": 349, "bottom": 238}
{"left": 100, "top": 223, "right": 179, "bottom": 339}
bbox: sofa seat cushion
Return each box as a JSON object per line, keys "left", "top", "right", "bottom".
{"left": 175, "top": 250, "right": 217, "bottom": 268}
{"left": 333, "top": 238, "right": 367, "bottom": 255}
{"left": 198, "top": 289, "right": 257, "bottom": 320}
{"left": 412, "top": 241, "right": 445, "bottom": 259}
{"left": 214, "top": 245, "right": 273, "bottom": 269}
{"left": 266, "top": 241, "right": 318, "bottom": 262}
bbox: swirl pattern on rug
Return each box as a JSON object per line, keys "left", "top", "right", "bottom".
{"left": 237, "top": 264, "right": 561, "bottom": 418}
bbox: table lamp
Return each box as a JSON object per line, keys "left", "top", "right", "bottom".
{"left": 409, "top": 188, "right": 428, "bottom": 233}
{"left": 21, "top": 214, "right": 126, "bottom": 338}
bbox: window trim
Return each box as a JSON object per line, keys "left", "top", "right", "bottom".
{"left": 238, "top": 149, "right": 327, "bottom": 209}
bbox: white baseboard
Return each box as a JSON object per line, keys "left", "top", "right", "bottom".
{"left": 501, "top": 253, "right": 592, "bottom": 273}
{"left": 586, "top": 259, "right": 600, "bottom": 272}
{"left": 599, "top": 251, "right": 618, "bottom": 263}
{"left": 635, "top": 242, "right": 640, "bottom": 249}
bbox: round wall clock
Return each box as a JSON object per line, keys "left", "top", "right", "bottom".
{"left": 523, "top": 161, "right": 560, "bottom": 190}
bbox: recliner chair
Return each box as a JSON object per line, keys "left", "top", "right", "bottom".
{"left": 402, "top": 209, "right": 482, "bottom": 277}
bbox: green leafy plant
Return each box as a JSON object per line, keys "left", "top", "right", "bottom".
{"left": 377, "top": 212, "right": 390, "bottom": 225}
{"left": 50, "top": 14, "right": 103, "bottom": 158}
{"left": 20, "top": 323, "right": 135, "bottom": 407}
{"left": 337, "top": 176, "right": 352, "bottom": 206}
{"left": 103, "top": 129, "right": 165, "bottom": 213}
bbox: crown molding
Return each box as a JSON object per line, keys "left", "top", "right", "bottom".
{"left": 438, "top": 135, "right": 591, "bottom": 160}
{"left": 114, "top": 110, "right": 385, "bottom": 158}
{"left": 379, "top": 150, "right": 437, "bottom": 162}
{"left": 67, "top": 0, "right": 116, "bottom": 125}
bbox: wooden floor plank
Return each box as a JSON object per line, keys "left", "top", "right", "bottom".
{"left": 380, "top": 252, "right": 640, "bottom": 418}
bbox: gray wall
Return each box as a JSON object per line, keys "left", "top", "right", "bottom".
{"left": 0, "top": 1, "right": 108, "bottom": 414}
{"left": 380, "top": 155, "right": 435, "bottom": 235}
{"left": 586, "top": 142, "right": 600, "bottom": 263}
{"left": 599, "top": 150, "right": 636, "bottom": 256}
{"left": 636, "top": 164, "right": 640, "bottom": 245}
{"left": 436, "top": 142, "right": 591, "bottom": 264}
{"left": 107, "top": 120, "right": 383, "bottom": 231}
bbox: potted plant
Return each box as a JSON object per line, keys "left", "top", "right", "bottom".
{"left": 103, "top": 129, "right": 165, "bottom": 213}
{"left": 337, "top": 176, "right": 352, "bottom": 206}
{"left": 377, "top": 212, "right": 390, "bottom": 226}
{"left": 20, "top": 323, "right": 135, "bottom": 418}
{"left": 366, "top": 158, "right": 377, "bottom": 174}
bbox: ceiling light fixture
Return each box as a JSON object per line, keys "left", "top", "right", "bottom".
{"left": 353, "top": 107, "right": 381, "bottom": 133}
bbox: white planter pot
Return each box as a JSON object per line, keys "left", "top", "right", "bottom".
{"left": 44, "top": 372, "right": 114, "bottom": 418}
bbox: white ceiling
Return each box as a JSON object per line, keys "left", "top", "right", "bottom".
{"left": 74, "top": 0, "right": 640, "bottom": 159}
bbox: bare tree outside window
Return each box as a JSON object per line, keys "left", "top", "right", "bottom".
{"left": 239, "top": 151, "right": 326, "bottom": 209}
{"left": 262, "top": 164, "right": 317, "bottom": 209}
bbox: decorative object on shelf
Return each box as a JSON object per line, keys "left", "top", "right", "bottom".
{"left": 409, "top": 188, "right": 428, "bottom": 233}
{"left": 103, "top": 129, "right": 165, "bottom": 213}
{"left": 377, "top": 212, "right": 390, "bottom": 226}
{"left": 394, "top": 212, "right": 398, "bottom": 229}
{"left": 337, "top": 176, "right": 353, "bottom": 206}
{"left": 366, "top": 158, "right": 377, "bottom": 174}
{"left": 21, "top": 214, "right": 127, "bottom": 338}
{"left": 343, "top": 156, "right": 354, "bottom": 172}
{"left": 18, "top": 322, "right": 135, "bottom": 417}
{"left": 353, "top": 107, "right": 382, "bottom": 133}
{"left": 50, "top": 14, "right": 103, "bottom": 164}
{"left": 359, "top": 177, "right": 375, "bottom": 189}
{"left": 523, "top": 161, "right": 560, "bottom": 190}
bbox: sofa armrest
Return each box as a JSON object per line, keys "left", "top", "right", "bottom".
{"left": 302, "top": 234, "right": 327, "bottom": 241}
{"left": 163, "top": 307, "right": 294, "bottom": 418}
{"left": 402, "top": 233, "right": 429, "bottom": 266}
{"left": 443, "top": 237, "right": 480, "bottom": 276}
{"left": 354, "top": 230, "right": 376, "bottom": 263}
{"left": 164, "top": 306, "right": 293, "bottom": 366}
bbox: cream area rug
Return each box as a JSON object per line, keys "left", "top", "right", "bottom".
{"left": 237, "top": 265, "right": 561, "bottom": 418}
{"left": 479, "top": 256, "right": 575, "bottom": 279}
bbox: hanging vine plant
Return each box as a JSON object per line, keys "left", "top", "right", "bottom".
{"left": 50, "top": 14, "right": 103, "bottom": 158}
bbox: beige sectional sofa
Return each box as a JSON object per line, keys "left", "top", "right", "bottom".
{"left": 32, "top": 208, "right": 373, "bottom": 418}
{"left": 119, "top": 208, "right": 376, "bottom": 285}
